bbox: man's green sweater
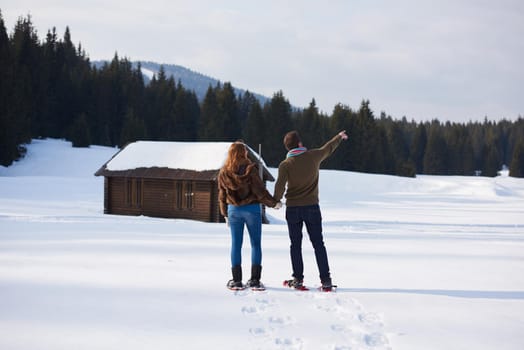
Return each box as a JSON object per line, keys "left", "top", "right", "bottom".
{"left": 274, "top": 134, "right": 343, "bottom": 207}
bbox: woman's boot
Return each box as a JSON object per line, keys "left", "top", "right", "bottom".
{"left": 246, "top": 264, "right": 265, "bottom": 290}
{"left": 227, "top": 265, "right": 244, "bottom": 290}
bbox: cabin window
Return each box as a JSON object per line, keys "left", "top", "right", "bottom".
{"left": 186, "top": 182, "right": 193, "bottom": 209}
{"left": 125, "top": 178, "right": 143, "bottom": 208}
{"left": 174, "top": 181, "right": 194, "bottom": 210}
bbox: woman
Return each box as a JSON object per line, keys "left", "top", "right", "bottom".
{"left": 218, "top": 141, "right": 280, "bottom": 291}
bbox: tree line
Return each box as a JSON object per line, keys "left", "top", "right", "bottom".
{"left": 1, "top": 11, "right": 523, "bottom": 177}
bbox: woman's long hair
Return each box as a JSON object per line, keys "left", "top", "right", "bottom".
{"left": 223, "top": 141, "right": 251, "bottom": 174}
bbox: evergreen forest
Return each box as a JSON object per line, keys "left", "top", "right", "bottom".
{"left": 1, "top": 12, "right": 523, "bottom": 177}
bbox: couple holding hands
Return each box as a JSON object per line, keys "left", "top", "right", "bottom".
{"left": 218, "top": 130, "right": 348, "bottom": 291}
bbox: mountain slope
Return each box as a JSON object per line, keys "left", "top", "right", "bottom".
{"left": 92, "top": 60, "right": 270, "bottom": 104}
{"left": 139, "top": 61, "right": 270, "bottom": 104}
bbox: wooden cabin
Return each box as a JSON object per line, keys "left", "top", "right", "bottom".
{"left": 94, "top": 141, "right": 275, "bottom": 223}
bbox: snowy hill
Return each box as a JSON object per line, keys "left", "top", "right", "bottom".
{"left": 92, "top": 60, "right": 271, "bottom": 105}
{"left": 1, "top": 139, "right": 524, "bottom": 350}
{"left": 138, "top": 61, "right": 270, "bottom": 105}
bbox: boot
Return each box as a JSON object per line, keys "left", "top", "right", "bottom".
{"left": 320, "top": 277, "right": 336, "bottom": 292}
{"left": 227, "top": 265, "right": 244, "bottom": 290}
{"left": 284, "top": 277, "right": 305, "bottom": 289}
{"left": 246, "top": 265, "right": 265, "bottom": 290}
{"left": 321, "top": 277, "right": 332, "bottom": 288}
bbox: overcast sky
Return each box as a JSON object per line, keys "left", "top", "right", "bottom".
{"left": 2, "top": 0, "right": 523, "bottom": 122}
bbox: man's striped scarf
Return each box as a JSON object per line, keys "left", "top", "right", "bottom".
{"left": 286, "top": 147, "right": 307, "bottom": 158}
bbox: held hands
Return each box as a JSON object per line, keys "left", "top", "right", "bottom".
{"left": 338, "top": 130, "right": 348, "bottom": 140}
{"left": 274, "top": 201, "right": 283, "bottom": 210}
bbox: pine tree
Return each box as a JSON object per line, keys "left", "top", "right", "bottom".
{"left": 482, "top": 141, "right": 501, "bottom": 177}
{"left": 0, "top": 9, "right": 15, "bottom": 165}
{"left": 125, "top": 61, "right": 146, "bottom": 131}
{"left": 506, "top": 117, "right": 524, "bottom": 174}
{"left": 423, "top": 122, "right": 448, "bottom": 175}
{"left": 509, "top": 140, "right": 524, "bottom": 178}
{"left": 198, "top": 84, "right": 220, "bottom": 140}
{"left": 52, "top": 26, "right": 78, "bottom": 138}
{"left": 387, "top": 121, "right": 410, "bottom": 175}
{"left": 6, "top": 15, "right": 41, "bottom": 161}
{"left": 216, "top": 82, "right": 240, "bottom": 140}
{"left": 297, "top": 99, "right": 324, "bottom": 148}
{"left": 461, "top": 138, "right": 476, "bottom": 176}
{"left": 69, "top": 113, "right": 92, "bottom": 147}
{"left": 39, "top": 27, "right": 59, "bottom": 137}
{"left": 143, "top": 64, "right": 176, "bottom": 142}
{"left": 351, "top": 100, "right": 382, "bottom": 173}
{"left": 120, "top": 108, "right": 146, "bottom": 146}
{"left": 444, "top": 124, "right": 475, "bottom": 175}
{"left": 375, "top": 124, "right": 396, "bottom": 175}
{"left": 238, "top": 91, "right": 257, "bottom": 136}
{"left": 173, "top": 83, "right": 199, "bottom": 141}
{"left": 325, "top": 103, "right": 354, "bottom": 170}
{"left": 243, "top": 99, "right": 265, "bottom": 149}
{"left": 261, "top": 91, "right": 293, "bottom": 166}
{"left": 409, "top": 123, "right": 427, "bottom": 174}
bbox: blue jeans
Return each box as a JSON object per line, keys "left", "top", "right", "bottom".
{"left": 286, "top": 204, "right": 331, "bottom": 283}
{"left": 228, "top": 203, "right": 262, "bottom": 267}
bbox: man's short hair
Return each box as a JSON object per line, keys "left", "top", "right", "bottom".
{"left": 283, "top": 131, "right": 301, "bottom": 151}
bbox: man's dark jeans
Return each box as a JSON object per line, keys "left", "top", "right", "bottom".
{"left": 285, "top": 204, "right": 331, "bottom": 283}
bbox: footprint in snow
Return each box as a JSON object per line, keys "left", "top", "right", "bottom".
{"left": 331, "top": 323, "right": 353, "bottom": 335}
{"left": 268, "top": 315, "right": 294, "bottom": 326}
{"left": 256, "top": 297, "right": 277, "bottom": 308}
{"left": 233, "top": 289, "right": 251, "bottom": 297}
{"left": 364, "top": 331, "right": 390, "bottom": 347}
{"left": 241, "top": 305, "right": 259, "bottom": 315}
{"left": 336, "top": 296, "right": 362, "bottom": 310}
{"left": 249, "top": 327, "right": 272, "bottom": 338}
{"left": 359, "top": 312, "right": 384, "bottom": 329}
{"left": 241, "top": 296, "right": 278, "bottom": 317}
{"left": 313, "top": 295, "right": 358, "bottom": 316}
{"left": 274, "top": 337, "right": 303, "bottom": 349}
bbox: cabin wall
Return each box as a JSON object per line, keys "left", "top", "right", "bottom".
{"left": 105, "top": 176, "right": 220, "bottom": 222}
{"left": 194, "top": 181, "right": 216, "bottom": 222}
{"left": 103, "top": 177, "right": 110, "bottom": 214}
{"left": 107, "top": 177, "right": 141, "bottom": 216}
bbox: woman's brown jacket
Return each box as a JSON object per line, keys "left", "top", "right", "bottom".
{"left": 218, "top": 162, "right": 278, "bottom": 217}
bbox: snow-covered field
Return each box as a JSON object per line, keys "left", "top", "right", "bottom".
{"left": 1, "top": 139, "right": 523, "bottom": 350}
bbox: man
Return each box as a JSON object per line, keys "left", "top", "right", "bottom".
{"left": 273, "top": 130, "right": 348, "bottom": 291}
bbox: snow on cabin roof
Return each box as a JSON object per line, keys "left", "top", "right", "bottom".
{"left": 105, "top": 141, "right": 268, "bottom": 172}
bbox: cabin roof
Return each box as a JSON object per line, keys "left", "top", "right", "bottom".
{"left": 94, "top": 141, "right": 275, "bottom": 181}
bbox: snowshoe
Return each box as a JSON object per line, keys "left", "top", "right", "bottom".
{"left": 246, "top": 279, "right": 266, "bottom": 291}
{"left": 227, "top": 279, "right": 246, "bottom": 291}
{"left": 318, "top": 283, "right": 337, "bottom": 292}
{"left": 283, "top": 279, "right": 309, "bottom": 291}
